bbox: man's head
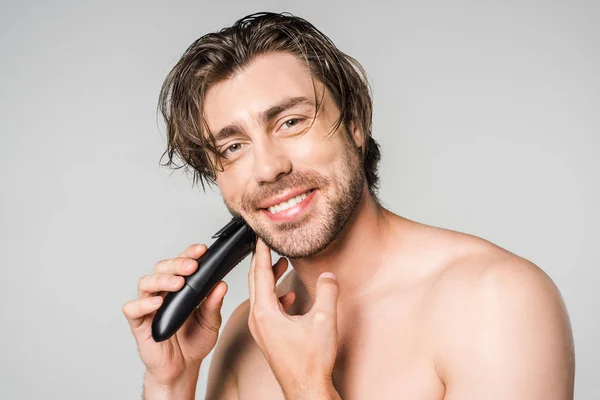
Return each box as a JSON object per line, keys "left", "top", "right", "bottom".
{"left": 159, "top": 12, "right": 381, "bottom": 258}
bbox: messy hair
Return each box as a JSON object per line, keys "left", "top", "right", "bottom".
{"left": 158, "top": 11, "right": 381, "bottom": 196}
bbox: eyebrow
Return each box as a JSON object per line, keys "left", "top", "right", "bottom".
{"left": 211, "top": 96, "right": 315, "bottom": 142}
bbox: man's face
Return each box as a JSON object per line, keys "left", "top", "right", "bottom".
{"left": 203, "top": 52, "right": 366, "bottom": 258}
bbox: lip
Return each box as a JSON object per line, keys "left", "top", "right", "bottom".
{"left": 258, "top": 187, "right": 316, "bottom": 210}
{"left": 260, "top": 188, "right": 317, "bottom": 222}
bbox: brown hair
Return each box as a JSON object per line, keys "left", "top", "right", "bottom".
{"left": 158, "top": 11, "right": 381, "bottom": 197}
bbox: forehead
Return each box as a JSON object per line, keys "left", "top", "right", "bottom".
{"left": 202, "top": 52, "right": 327, "bottom": 132}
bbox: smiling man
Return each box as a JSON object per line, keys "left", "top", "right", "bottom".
{"left": 123, "top": 12, "right": 575, "bottom": 399}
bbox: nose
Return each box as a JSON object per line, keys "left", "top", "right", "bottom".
{"left": 252, "top": 136, "right": 292, "bottom": 184}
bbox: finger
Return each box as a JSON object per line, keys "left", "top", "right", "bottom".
{"left": 152, "top": 244, "right": 207, "bottom": 274}
{"left": 253, "top": 239, "right": 279, "bottom": 308}
{"left": 249, "top": 251, "right": 286, "bottom": 309}
{"left": 311, "top": 272, "right": 339, "bottom": 321}
{"left": 122, "top": 296, "right": 163, "bottom": 330}
{"left": 278, "top": 291, "right": 296, "bottom": 311}
{"left": 273, "top": 257, "right": 289, "bottom": 283}
{"left": 193, "top": 281, "right": 228, "bottom": 333}
{"left": 137, "top": 273, "right": 185, "bottom": 299}
{"left": 178, "top": 243, "right": 208, "bottom": 258}
{"left": 154, "top": 256, "right": 199, "bottom": 276}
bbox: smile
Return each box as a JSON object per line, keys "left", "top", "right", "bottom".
{"left": 259, "top": 188, "right": 317, "bottom": 223}
{"left": 268, "top": 189, "right": 314, "bottom": 214}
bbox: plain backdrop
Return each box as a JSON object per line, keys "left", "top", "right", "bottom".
{"left": 1, "top": 0, "right": 598, "bottom": 398}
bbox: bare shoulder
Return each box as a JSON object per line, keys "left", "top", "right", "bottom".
{"left": 421, "top": 228, "right": 575, "bottom": 398}
{"left": 427, "top": 229, "right": 567, "bottom": 319}
{"left": 431, "top": 232, "right": 559, "bottom": 301}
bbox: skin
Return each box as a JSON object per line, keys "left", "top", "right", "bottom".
{"left": 124, "top": 51, "right": 575, "bottom": 399}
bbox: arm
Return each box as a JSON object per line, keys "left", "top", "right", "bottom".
{"left": 143, "top": 368, "right": 200, "bottom": 400}
{"left": 436, "top": 257, "right": 575, "bottom": 399}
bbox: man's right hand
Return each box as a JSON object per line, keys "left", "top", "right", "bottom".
{"left": 122, "top": 244, "right": 228, "bottom": 393}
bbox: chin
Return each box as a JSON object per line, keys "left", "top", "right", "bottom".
{"left": 253, "top": 208, "right": 350, "bottom": 259}
{"left": 260, "top": 232, "right": 333, "bottom": 259}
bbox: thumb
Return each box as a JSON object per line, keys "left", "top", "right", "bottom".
{"left": 195, "top": 281, "right": 228, "bottom": 332}
{"left": 312, "top": 272, "right": 339, "bottom": 319}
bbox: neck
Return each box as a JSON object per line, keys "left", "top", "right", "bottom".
{"left": 288, "top": 186, "right": 395, "bottom": 307}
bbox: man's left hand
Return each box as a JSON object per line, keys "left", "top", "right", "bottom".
{"left": 247, "top": 239, "right": 341, "bottom": 399}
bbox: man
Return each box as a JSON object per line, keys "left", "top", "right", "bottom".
{"left": 122, "top": 12, "right": 575, "bottom": 399}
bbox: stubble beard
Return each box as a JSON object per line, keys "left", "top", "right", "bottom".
{"left": 227, "top": 141, "right": 366, "bottom": 259}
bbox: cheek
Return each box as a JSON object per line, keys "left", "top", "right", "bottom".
{"left": 286, "top": 134, "right": 343, "bottom": 170}
{"left": 216, "top": 167, "right": 251, "bottom": 208}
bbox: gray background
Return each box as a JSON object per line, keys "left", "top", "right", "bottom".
{"left": 1, "top": 0, "right": 598, "bottom": 398}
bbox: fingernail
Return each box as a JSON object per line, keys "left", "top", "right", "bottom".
{"left": 320, "top": 272, "right": 337, "bottom": 280}
{"left": 152, "top": 296, "right": 161, "bottom": 304}
{"left": 171, "top": 276, "right": 181, "bottom": 286}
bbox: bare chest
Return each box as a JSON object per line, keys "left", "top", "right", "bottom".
{"left": 236, "top": 292, "right": 446, "bottom": 400}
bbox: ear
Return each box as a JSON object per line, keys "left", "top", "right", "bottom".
{"left": 348, "top": 120, "right": 364, "bottom": 149}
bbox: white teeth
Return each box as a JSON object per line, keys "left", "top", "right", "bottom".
{"left": 268, "top": 190, "right": 312, "bottom": 214}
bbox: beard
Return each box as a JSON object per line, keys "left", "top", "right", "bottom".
{"left": 224, "top": 138, "right": 366, "bottom": 259}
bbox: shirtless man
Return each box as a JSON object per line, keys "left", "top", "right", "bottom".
{"left": 122, "top": 12, "right": 575, "bottom": 399}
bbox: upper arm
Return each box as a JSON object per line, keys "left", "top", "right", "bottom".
{"left": 205, "top": 300, "right": 251, "bottom": 400}
{"left": 435, "top": 257, "right": 575, "bottom": 400}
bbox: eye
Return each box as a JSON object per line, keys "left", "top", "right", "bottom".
{"left": 221, "top": 143, "right": 244, "bottom": 157}
{"left": 282, "top": 118, "right": 304, "bottom": 129}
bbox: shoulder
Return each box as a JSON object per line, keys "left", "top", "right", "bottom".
{"left": 429, "top": 238, "right": 566, "bottom": 322}
{"left": 432, "top": 242, "right": 558, "bottom": 305}
{"left": 425, "top": 235, "right": 574, "bottom": 396}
